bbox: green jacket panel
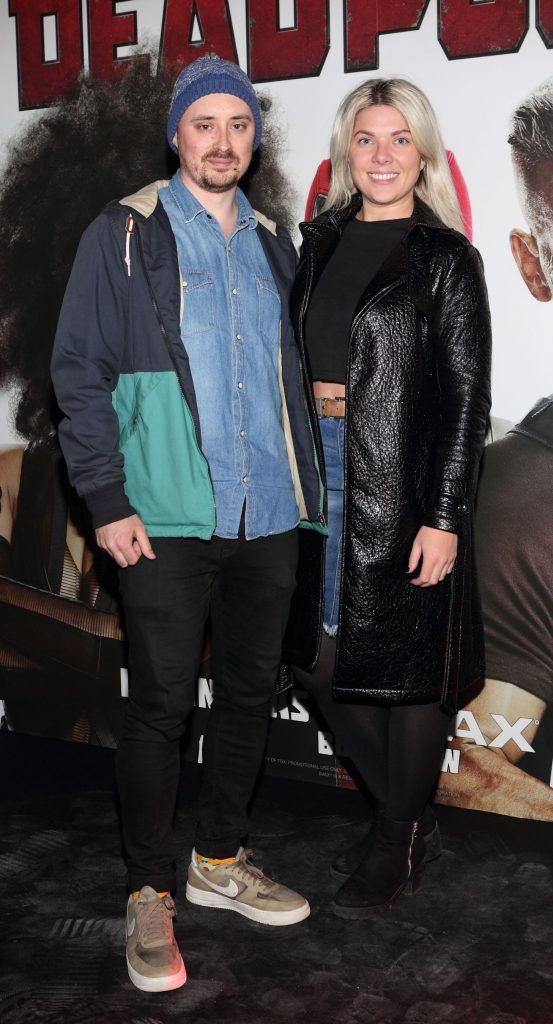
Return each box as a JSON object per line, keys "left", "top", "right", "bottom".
{"left": 113, "top": 371, "right": 216, "bottom": 537}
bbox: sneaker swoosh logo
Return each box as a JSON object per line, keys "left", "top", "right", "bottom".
{"left": 192, "top": 864, "right": 239, "bottom": 897}
{"left": 205, "top": 878, "right": 240, "bottom": 897}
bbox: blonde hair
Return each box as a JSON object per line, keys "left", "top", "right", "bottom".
{"left": 324, "top": 77, "right": 464, "bottom": 233}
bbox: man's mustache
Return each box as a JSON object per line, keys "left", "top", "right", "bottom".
{"left": 202, "top": 148, "right": 239, "bottom": 163}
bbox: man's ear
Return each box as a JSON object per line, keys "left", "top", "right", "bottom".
{"left": 510, "top": 228, "right": 552, "bottom": 302}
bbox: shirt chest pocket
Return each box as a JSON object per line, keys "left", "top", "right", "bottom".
{"left": 256, "top": 274, "right": 281, "bottom": 343}
{"left": 181, "top": 271, "right": 215, "bottom": 336}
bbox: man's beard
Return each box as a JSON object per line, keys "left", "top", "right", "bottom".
{"left": 189, "top": 147, "right": 242, "bottom": 193}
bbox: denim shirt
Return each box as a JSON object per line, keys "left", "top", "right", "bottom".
{"left": 159, "top": 173, "right": 299, "bottom": 540}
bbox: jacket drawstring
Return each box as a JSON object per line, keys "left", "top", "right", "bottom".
{"left": 124, "top": 214, "right": 133, "bottom": 277}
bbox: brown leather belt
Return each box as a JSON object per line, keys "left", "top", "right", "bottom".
{"left": 315, "top": 396, "right": 346, "bottom": 418}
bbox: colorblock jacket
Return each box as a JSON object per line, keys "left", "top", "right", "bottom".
{"left": 51, "top": 181, "right": 325, "bottom": 539}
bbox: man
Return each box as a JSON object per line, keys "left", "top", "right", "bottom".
{"left": 436, "top": 77, "right": 553, "bottom": 820}
{"left": 0, "top": 63, "right": 295, "bottom": 748}
{"left": 51, "top": 54, "right": 324, "bottom": 993}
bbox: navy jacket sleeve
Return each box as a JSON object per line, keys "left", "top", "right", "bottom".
{"left": 51, "top": 209, "right": 136, "bottom": 529}
{"left": 424, "top": 242, "right": 492, "bottom": 534}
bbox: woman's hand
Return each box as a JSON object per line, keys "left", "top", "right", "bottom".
{"left": 407, "top": 526, "right": 457, "bottom": 587}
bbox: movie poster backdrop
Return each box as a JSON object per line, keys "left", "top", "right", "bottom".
{"left": 0, "top": 1, "right": 552, "bottom": 821}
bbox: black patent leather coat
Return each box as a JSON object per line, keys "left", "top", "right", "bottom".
{"left": 284, "top": 196, "right": 492, "bottom": 712}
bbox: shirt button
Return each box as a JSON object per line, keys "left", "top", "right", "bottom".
{"left": 239, "top": 430, "right": 245, "bottom": 437}
{"left": 232, "top": 288, "right": 238, "bottom": 295}
{"left": 236, "top": 333, "right": 242, "bottom": 341}
{"left": 182, "top": 281, "right": 188, "bottom": 288}
{"left": 242, "top": 475, "right": 249, "bottom": 483}
{"left": 237, "top": 382, "right": 244, "bottom": 389}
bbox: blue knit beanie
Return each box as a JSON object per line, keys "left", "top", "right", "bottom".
{"left": 167, "top": 54, "right": 262, "bottom": 153}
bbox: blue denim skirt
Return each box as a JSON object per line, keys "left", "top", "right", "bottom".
{"left": 319, "top": 416, "right": 345, "bottom": 635}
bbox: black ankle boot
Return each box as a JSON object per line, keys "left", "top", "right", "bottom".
{"left": 330, "top": 810, "right": 383, "bottom": 880}
{"left": 331, "top": 804, "right": 441, "bottom": 881}
{"left": 332, "top": 817, "right": 426, "bottom": 919}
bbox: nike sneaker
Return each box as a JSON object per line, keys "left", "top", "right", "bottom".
{"left": 125, "top": 886, "right": 187, "bottom": 992}
{"left": 185, "top": 847, "right": 310, "bottom": 926}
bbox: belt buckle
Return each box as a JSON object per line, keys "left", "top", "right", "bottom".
{"left": 323, "top": 396, "right": 344, "bottom": 418}
{"left": 317, "top": 396, "right": 345, "bottom": 417}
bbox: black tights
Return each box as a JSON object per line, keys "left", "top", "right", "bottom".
{"left": 293, "top": 635, "right": 451, "bottom": 821}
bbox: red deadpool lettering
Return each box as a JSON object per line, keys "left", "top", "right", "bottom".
{"left": 9, "top": 0, "right": 82, "bottom": 109}
{"left": 439, "top": 0, "right": 528, "bottom": 59}
{"left": 247, "top": 0, "right": 329, "bottom": 83}
{"left": 160, "top": 0, "right": 238, "bottom": 75}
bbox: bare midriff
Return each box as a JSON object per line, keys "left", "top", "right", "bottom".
{"left": 312, "top": 380, "right": 346, "bottom": 400}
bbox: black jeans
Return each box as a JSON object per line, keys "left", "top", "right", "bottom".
{"left": 116, "top": 529, "right": 298, "bottom": 893}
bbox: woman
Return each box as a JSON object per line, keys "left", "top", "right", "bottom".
{"left": 287, "top": 78, "right": 492, "bottom": 919}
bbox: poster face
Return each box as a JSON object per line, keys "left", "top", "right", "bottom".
{"left": 1, "top": 1, "right": 553, "bottom": 820}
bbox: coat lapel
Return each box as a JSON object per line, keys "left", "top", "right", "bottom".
{"left": 300, "top": 194, "right": 450, "bottom": 335}
{"left": 295, "top": 214, "right": 342, "bottom": 343}
{"left": 350, "top": 234, "right": 408, "bottom": 330}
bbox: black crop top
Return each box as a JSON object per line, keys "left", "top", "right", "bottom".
{"left": 305, "top": 216, "right": 410, "bottom": 384}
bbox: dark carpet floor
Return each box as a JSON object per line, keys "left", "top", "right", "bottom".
{"left": 1, "top": 733, "right": 552, "bottom": 1024}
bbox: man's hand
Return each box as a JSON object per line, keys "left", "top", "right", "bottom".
{"left": 95, "top": 514, "right": 155, "bottom": 568}
{"left": 408, "top": 525, "right": 457, "bottom": 587}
